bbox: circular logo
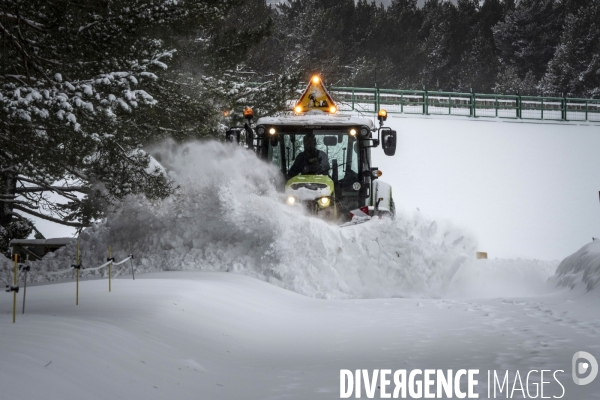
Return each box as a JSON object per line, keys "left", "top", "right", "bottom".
{"left": 352, "top": 182, "right": 361, "bottom": 191}
{"left": 573, "top": 351, "right": 598, "bottom": 385}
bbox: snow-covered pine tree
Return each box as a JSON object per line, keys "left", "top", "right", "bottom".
{"left": 541, "top": 0, "right": 600, "bottom": 97}
{"left": 383, "top": 0, "right": 424, "bottom": 89}
{"left": 419, "top": 0, "right": 461, "bottom": 90}
{"left": 454, "top": 0, "right": 504, "bottom": 93}
{"left": 0, "top": 0, "right": 274, "bottom": 248}
{"left": 492, "top": 0, "right": 562, "bottom": 90}
{"left": 493, "top": 66, "right": 526, "bottom": 94}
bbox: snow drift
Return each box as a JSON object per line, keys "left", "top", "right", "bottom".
{"left": 447, "top": 258, "right": 559, "bottom": 298}
{"left": 9, "top": 141, "right": 478, "bottom": 299}
{"left": 551, "top": 239, "right": 600, "bottom": 292}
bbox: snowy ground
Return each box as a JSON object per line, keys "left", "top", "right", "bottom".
{"left": 1, "top": 263, "right": 599, "bottom": 399}
{"left": 2, "top": 115, "right": 600, "bottom": 399}
{"left": 373, "top": 113, "right": 600, "bottom": 260}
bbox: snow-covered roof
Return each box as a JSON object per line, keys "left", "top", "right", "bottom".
{"left": 256, "top": 112, "right": 374, "bottom": 128}
{"left": 10, "top": 238, "right": 75, "bottom": 247}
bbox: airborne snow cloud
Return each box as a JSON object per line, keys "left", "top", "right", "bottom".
{"left": 21, "top": 140, "right": 479, "bottom": 299}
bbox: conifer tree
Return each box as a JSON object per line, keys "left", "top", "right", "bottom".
{"left": 541, "top": 0, "right": 600, "bottom": 97}
{"left": 492, "top": 0, "right": 563, "bottom": 92}
{"left": 0, "top": 0, "right": 276, "bottom": 249}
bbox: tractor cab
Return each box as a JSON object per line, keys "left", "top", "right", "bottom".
{"left": 226, "top": 76, "right": 397, "bottom": 223}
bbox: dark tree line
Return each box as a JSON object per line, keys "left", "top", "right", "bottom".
{"left": 249, "top": 0, "right": 600, "bottom": 98}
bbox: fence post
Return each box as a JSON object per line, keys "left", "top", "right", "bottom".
{"left": 375, "top": 85, "right": 380, "bottom": 114}
{"left": 448, "top": 94, "right": 451, "bottom": 115}
{"left": 516, "top": 91, "right": 521, "bottom": 118}
{"left": 541, "top": 98, "right": 544, "bottom": 120}
{"left": 401, "top": 93, "right": 404, "bottom": 114}
{"left": 585, "top": 100, "right": 588, "bottom": 121}
{"left": 11, "top": 255, "right": 17, "bottom": 323}
{"left": 129, "top": 243, "right": 135, "bottom": 280}
{"left": 21, "top": 256, "right": 29, "bottom": 314}
{"left": 470, "top": 88, "right": 475, "bottom": 117}
{"left": 351, "top": 89, "right": 355, "bottom": 112}
{"left": 423, "top": 86, "right": 428, "bottom": 115}
{"left": 495, "top": 96, "right": 498, "bottom": 117}
{"left": 107, "top": 246, "right": 113, "bottom": 292}
{"left": 75, "top": 242, "right": 80, "bottom": 305}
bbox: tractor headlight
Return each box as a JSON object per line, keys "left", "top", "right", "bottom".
{"left": 287, "top": 196, "right": 296, "bottom": 205}
{"left": 319, "top": 197, "right": 331, "bottom": 207}
{"left": 257, "top": 126, "right": 265, "bottom": 136}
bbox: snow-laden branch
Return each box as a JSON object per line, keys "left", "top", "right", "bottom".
{"left": 0, "top": 12, "right": 45, "bottom": 31}
{"left": 0, "top": 52, "right": 176, "bottom": 128}
{"left": 15, "top": 186, "right": 86, "bottom": 194}
{"left": 10, "top": 206, "right": 84, "bottom": 228}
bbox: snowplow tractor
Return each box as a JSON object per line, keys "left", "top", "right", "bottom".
{"left": 225, "top": 75, "right": 397, "bottom": 224}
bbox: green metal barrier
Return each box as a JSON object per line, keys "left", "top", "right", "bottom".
{"left": 330, "top": 86, "right": 600, "bottom": 122}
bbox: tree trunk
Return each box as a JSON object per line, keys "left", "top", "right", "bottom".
{"left": 0, "top": 172, "right": 17, "bottom": 227}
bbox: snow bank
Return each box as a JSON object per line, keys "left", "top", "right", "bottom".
{"left": 447, "top": 258, "right": 558, "bottom": 298}
{"left": 13, "top": 141, "right": 476, "bottom": 299}
{"left": 551, "top": 240, "right": 600, "bottom": 292}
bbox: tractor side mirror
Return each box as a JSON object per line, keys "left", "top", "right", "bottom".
{"left": 381, "top": 128, "right": 396, "bottom": 156}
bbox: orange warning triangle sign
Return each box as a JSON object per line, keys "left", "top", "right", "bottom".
{"left": 295, "top": 76, "right": 337, "bottom": 113}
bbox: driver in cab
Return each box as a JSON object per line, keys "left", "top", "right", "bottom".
{"left": 288, "top": 133, "right": 329, "bottom": 177}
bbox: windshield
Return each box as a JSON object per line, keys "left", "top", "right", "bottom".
{"left": 267, "top": 130, "right": 359, "bottom": 180}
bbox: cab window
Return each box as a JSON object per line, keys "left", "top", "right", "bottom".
{"left": 267, "top": 130, "right": 358, "bottom": 180}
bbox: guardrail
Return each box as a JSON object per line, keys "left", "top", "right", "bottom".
{"left": 330, "top": 87, "right": 600, "bottom": 122}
